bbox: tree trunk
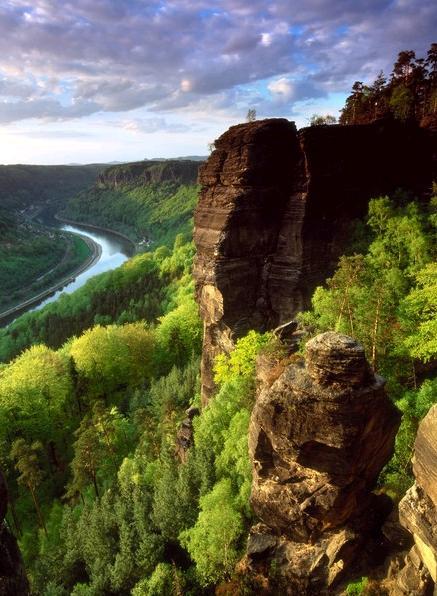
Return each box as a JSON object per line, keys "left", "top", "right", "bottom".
{"left": 371, "top": 294, "right": 383, "bottom": 369}
{"left": 29, "top": 485, "right": 47, "bottom": 537}
{"left": 92, "top": 472, "right": 99, "bottom": 498}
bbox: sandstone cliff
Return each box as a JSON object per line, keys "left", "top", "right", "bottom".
{"left": 193, "top": 117, "right": 435, "bottom": 403}
{"left": 245, "top": 332, "right": 400, "bottom": 594}
{"left": 390, "top": 404, "right": 437, "bottom": 594}
{"left": 0, "top": 471, "right": 28, "bottom": 596}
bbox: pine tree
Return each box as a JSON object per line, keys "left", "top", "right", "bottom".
{"left": 10, "top": 438, "right": 47, "bottom": 535}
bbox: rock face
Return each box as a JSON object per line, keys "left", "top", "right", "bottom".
{"left": 395, "top": 404, "right": 437, "bottom": 593}
{"left": 246, "top": 332, "right": 400, "bottom": 593}
{"left": 193, "top": 118, "right": 435, "bottom": 403}
{"left": 0, "top": 471, "right": 29, "bottom": 596}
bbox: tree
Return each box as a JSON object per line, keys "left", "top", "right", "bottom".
{"left": 0, "top": 345, "right": 73, "bottom": 445}
{"left": 10, "top": 438, "right": 47, "bottom": 535}
{"left": 400, "top": 263, "right": 437, "bottom": 363}
{"left": 392, "top": 50, "right": 416, "bottom": 82}
{"left": 246, "top": 109, "right": 257, "bottom": 122}
{"left": 66, "top": 416, "right": 102, "bottom": 498}
{"left": 309, "top": 114, "right": 337, "bottom": 126}
{"left": 179, "top": 478, "right": 244, "bottom": 585}
{"left": 426, "top": 43, "right": 437, "bottom": 83}
{"left": 69, "top": 323, "right": 155, "bottom": 398}
{"left": 389, "top": 85, "right": 414, "bottom": 120}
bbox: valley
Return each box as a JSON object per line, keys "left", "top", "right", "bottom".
{"left": 0, "top": 160, "right": 200, "bottom": 328}
{"left": 0, "top": 43, "right": 436, "bottom": 596}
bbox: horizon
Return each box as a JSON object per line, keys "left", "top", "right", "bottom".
{"left": 0, "top": 0, "right": 435, "bottom": 165}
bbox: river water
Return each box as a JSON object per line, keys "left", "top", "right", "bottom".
{"left": 2, "top": 222, "right": 134, "bottom": 325}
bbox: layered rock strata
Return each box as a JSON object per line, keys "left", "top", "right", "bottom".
{"left": 246, "top": 332, "right": 401, "bottom": 594}
{"left": 0, "top": 471, "right": 28, "bottom": 596}
{"left": 393, "top": 404, "right": 437, "bottom": 594}
{"left": 193, "top": 118, "right": 435, "bottom": 403}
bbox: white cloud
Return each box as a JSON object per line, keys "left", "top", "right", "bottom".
{"left": 268, "top": 77, "right": 293, "bottom": 99}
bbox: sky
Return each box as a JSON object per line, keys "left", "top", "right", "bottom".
{"left": 0, "top": 0, "right": 435, "bottom": 164}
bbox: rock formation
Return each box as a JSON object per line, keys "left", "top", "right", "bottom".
{"left": 175, "top": 406, "right": 200, "bottom": 462}
{"left": 391, "top": 404, "right": 437, "bottom": 594}
{"left": 246, "top": 332, "right": 401, "bottom": 594}
{"left": 0, "top": 470, "right": 29, "bottom": 596}
{"left": 193, "top": 117, "right": 435, "bottom": 403}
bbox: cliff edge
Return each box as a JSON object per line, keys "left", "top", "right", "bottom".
{"left": 193, "top": 117, "right": 435, "bottom": 403}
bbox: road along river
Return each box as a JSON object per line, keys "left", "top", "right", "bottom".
{"left": 0, "top": 221, "right": 135, "bottom": 326}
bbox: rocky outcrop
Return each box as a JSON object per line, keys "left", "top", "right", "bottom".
{"left": 0, "top": 471, "right": 28, "bottom": 596}
{"left": 97, "top": 159, "right": 200, "bottom": 189}
{"left": 175, "top": 406, "right": 200, "bottom": 462}
{"left": 392, "top": 404, "right": 437, "bottom": 594}
{"left": 193, "top": 118, "right": 435, "bottom": 403}
{"left": 246, "top": 332, "right": 400, "bottom": 594}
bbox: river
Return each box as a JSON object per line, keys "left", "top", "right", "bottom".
{"left": 1, "top": 222, "right": 134, "bottom": 326}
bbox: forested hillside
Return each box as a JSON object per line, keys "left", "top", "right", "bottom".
{"left": 0, "top": 164, "right": 103, "bottom": 217}
{"left": 0, "top": 237, "right": 194, "bottom": 362}
{"left": 0, "top": 209, "right": 91, "bottom": 313}
{"left": 61, "top": 160, "right": 201, "bottom": 247}
{"left": 0, "top": 187, "right": 435, "bottom": 594}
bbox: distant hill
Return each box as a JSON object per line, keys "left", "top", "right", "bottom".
{"left": 0, "top": 164, "right": 104, "bottom": 217}
{"left": 148, "top": 155, "right": 207, "bottom": 162}
{"left": 61, "top": 159, "right": 201, "bottom": 247}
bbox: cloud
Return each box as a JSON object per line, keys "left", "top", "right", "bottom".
{"left": 0, "top": 98, "right": 100, "bottom": 124}
{"left": 268, "top": 78, "right": 293, "bottom": 100}
{"left": 119, "top": 117, "right": 191, "bottom": 134}
{"left": 10, "top": 129, "right": 92, "bottom": 138}
{"left": 0, "top": 0, "right": 434, "bottom": 125}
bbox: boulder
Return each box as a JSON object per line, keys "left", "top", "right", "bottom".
{"left": 247, "top": 332, "right": 400, "bottom": 592}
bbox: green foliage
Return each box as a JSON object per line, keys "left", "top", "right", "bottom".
{"left": 0, "top": 213, "right": 94, "bottom": 311}
{"left": 400, "top": 263, "right": 437, "bottom": 362}
{"left": 309, "top": 113, "right": 337, "bottom": 125}
{"left": 180, "top": 478, "right": 244, "bottom": 585}
{"left": 0, "top": 164, "right": 102, "bottom": 212}
{"left": 10, "top": 438, "right": 47, "bottom": 535}
{"left": 0, "top": 241, "right": 194, "bottom": 363}
{"left": 0, "top": 345, "right": 73, "bottom": 444}
{"left": 10, "top": 439, "right": 44, "bottom": 495}
{"left": 155, "top": 297, "right": 202, "bottom": 371}
{"left": 340, "top": 43, "right": 437, "bottom": 125}
{"left": 300, "top": 196, "right": 435, "bottom": 379}
{"left": 132, "top": 562, "right": 184, "bottom": 596}
{"left": 69, "top": 322, "right": 155, "bottom": 397}
{"left": 389, "top": 85, "right": 414, "bottom": 120}
{"left": 300, "top": 194, "right": 436, "bottom": 501}
{"left": 214, "top": 330, "right": 273, "bottom": 385}
{"left": 152, "top": 454, "right": 196, "bottom": 542}
{"left": 346, "top": 577, "right": 368, "bottom": 595}
{"left": 177, "top": 331, "right": 271, "bottom": 585}
{"left": 62, "top": 160, "right": 199, "bottom": 248}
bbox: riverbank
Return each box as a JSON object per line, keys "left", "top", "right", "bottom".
{"left": 0, "top": 232, "right": 101, "bottom": 323}
{"left": 55, "top": 214, "right": 138, "bottom": 252}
